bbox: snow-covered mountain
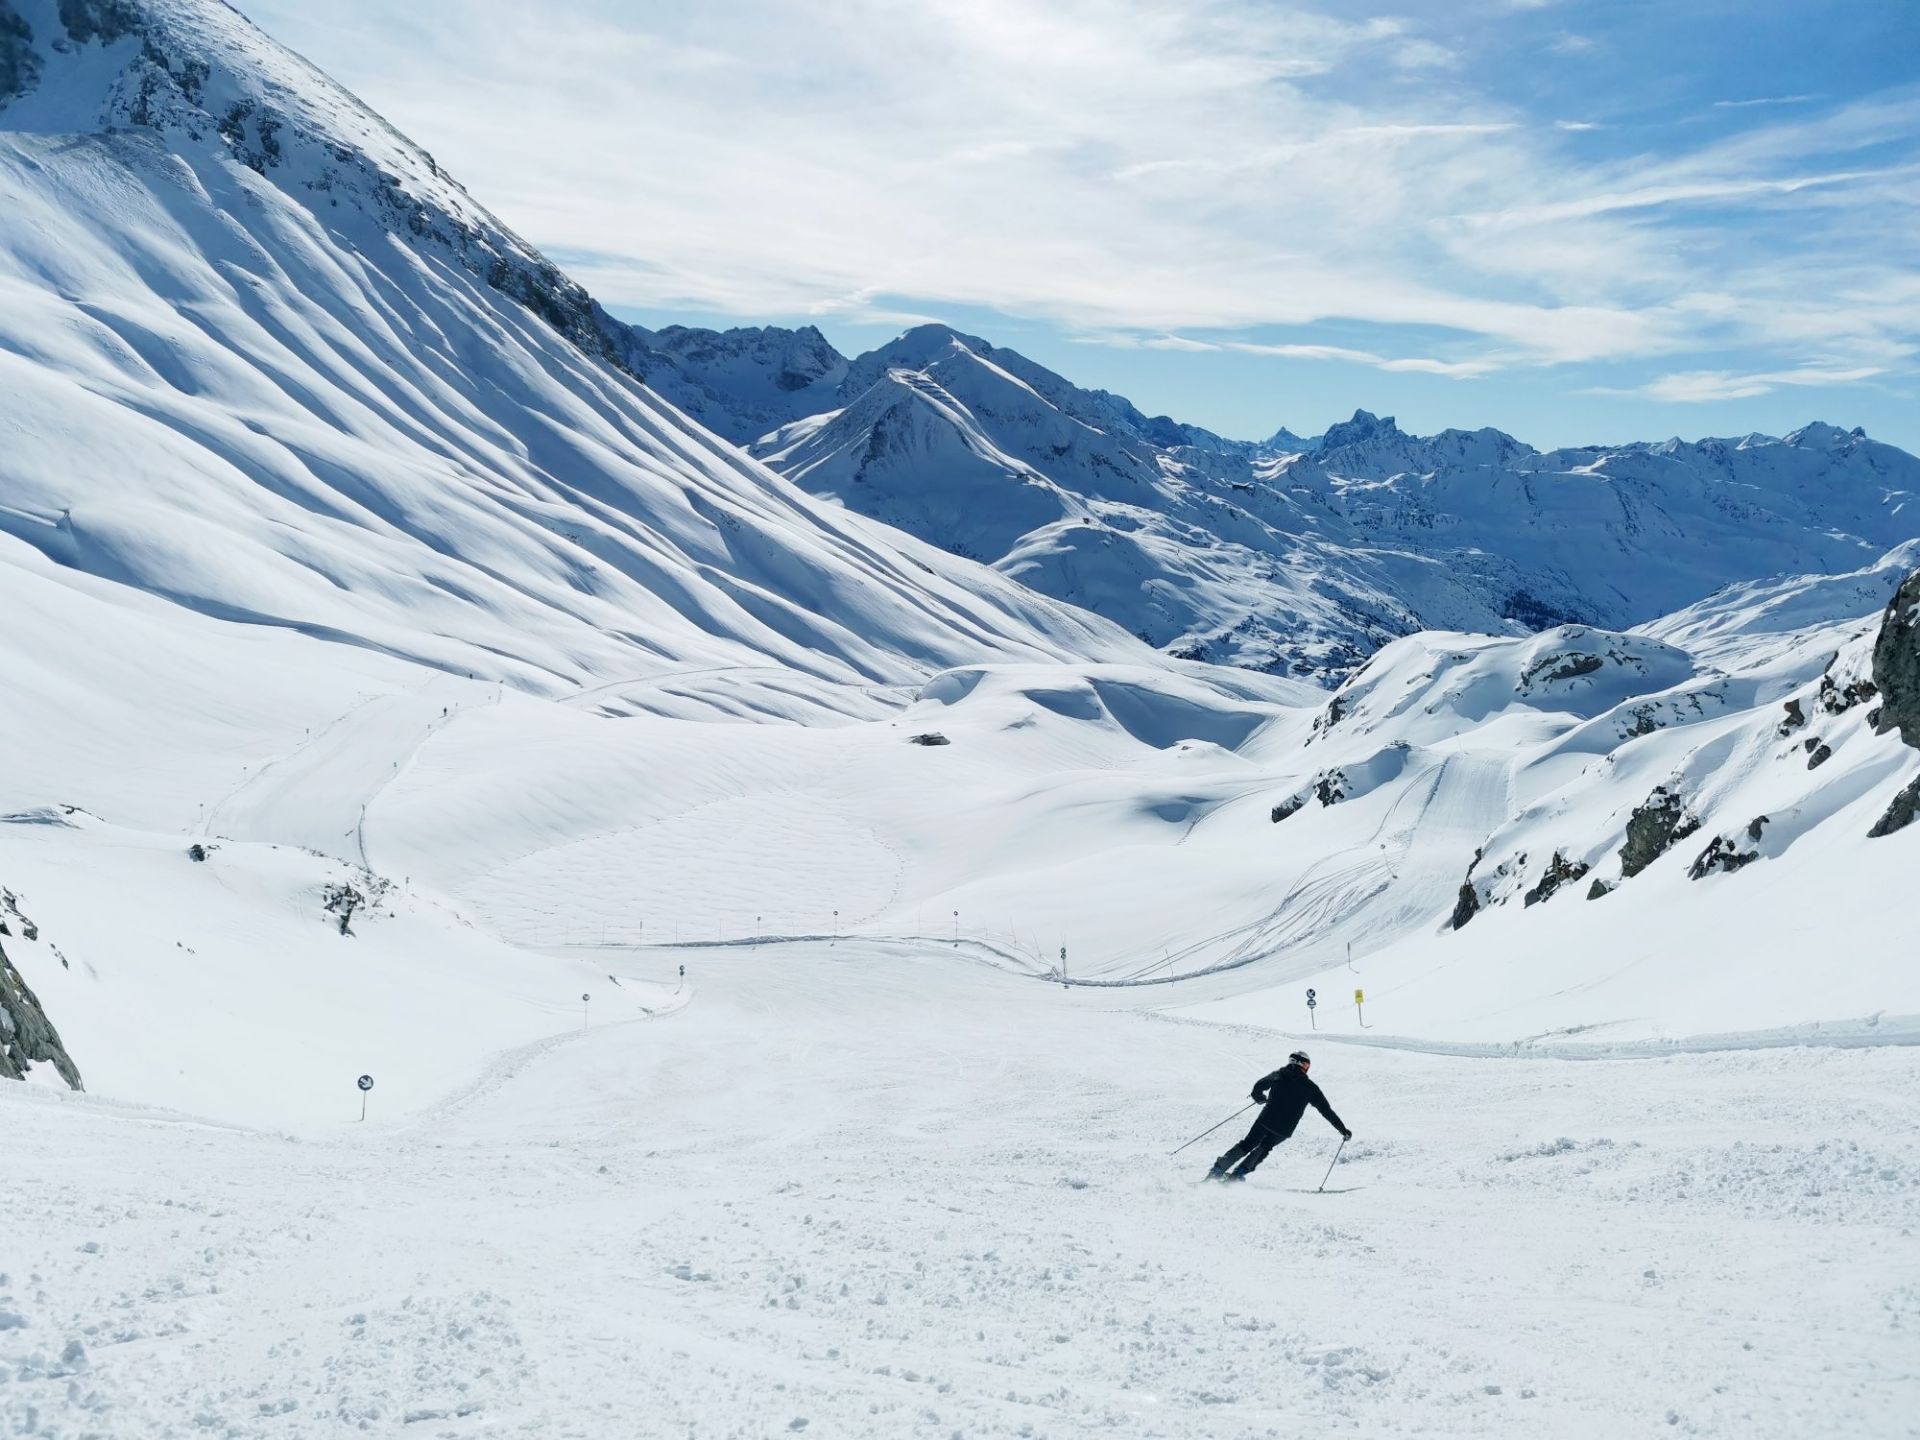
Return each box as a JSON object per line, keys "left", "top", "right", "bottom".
{"left": 0, "top": 0, "right": 1160, "bottom": 712}
{"left": 636, "top": 321, "right": 1920, "bottom": 680}
{"left": 3, "top": 8, "right": 1917, "bottom": 1430}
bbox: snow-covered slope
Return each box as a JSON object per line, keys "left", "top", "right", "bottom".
{"left": 673, "top": 318, "right": 1920, "bottom": 679}
{"left": 2, "top": 10, "right": 1916, "bottom": 1428}
{"left": 0, "top": 0, "right": 1151, "bottom": 707}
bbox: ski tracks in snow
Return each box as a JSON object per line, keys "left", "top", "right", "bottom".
{"left": 6, "top": 949, "right": 1917, "bottom": 1438}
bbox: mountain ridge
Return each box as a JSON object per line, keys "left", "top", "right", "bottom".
{"left": 627, "top": 318, "right": 1918, "bottom": 680}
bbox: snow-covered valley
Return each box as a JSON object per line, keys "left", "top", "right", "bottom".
{"left": 2, "top": 2, "right": 1917, "bottom": 1436}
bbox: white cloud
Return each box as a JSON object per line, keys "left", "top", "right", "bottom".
{"left": 240, "top": 0, "right": 1920, "bottom": 386}
{"left": 1604, "top": 365, "right": 1887, "bottom": 403}
{"left": 1547, "top": 33, "right": 1600, "bottom": 56}
{"left": 1118, "top": 335, "right": 1500, "bottom": 379}
{"left": 1714, "top": 94, "right": 1818, "bottom": 109}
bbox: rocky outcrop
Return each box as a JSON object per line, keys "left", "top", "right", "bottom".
{"left": 1816, "top": 671, "right": 1877, "bottom": 717}
{"left": 1450, "top": 847, "right": 1527, "bottom": 929}
{"left": 1871, "top": 569, "right": 1920, "bottom": 747}
{"left": 321, "top": 872, "right": 393, "bottom": 937}
{"left": 1804, "top": 738, "right": 1833, "bottom": 770}
{"left": 1618, "top": 784, "right": 1701, "bottom": 879}
{"left": 1310, "top": 693, "right": 1349, "bottom": 739}
{"left": 1523, "top": 851, "right": 1590, "bottom": 907}
{"left": 1689, "top": 816, "right": 1768, "bottom": 879}
{"left": 1868, "top": 776, "right": 1920, "bottom": 839}
{"left": 1449, "top": 880, "right": 1481, "bottom": 931}
{"left": 0, "top": 936, "right": 81, "bottom": 1089}
{"left": 1520, "top": 651, "right": 1603, "bottom": 687}
{"left": 1777, "top": 698, "right": 1806, "bottom": 737}
{"left": 907, "top": 732, "right": 950, "bottom": 747}
{"left": 1270, "top": 795, "right": 1306, "bottom": 824}
{"left": 1865, "top": 569, "right": 1920, "bottom": 838}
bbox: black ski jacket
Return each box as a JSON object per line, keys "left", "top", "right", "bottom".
{"left": 1250, "top": 1064, "right": 1347, "bottom": 1139}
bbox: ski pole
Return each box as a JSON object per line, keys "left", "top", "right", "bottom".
{"left": 1169, "top": 1101, "right": 1257, "bottom": 1157}
{"left": 1316, "top": 1136, "right": 1348, "bottom": 1192}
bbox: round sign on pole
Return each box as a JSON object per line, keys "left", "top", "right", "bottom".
{"left": 357, "top": 1074, "right": 374, "bottom": 1092}
{"left": 582, "top": 992, "right": 591, "bottom": 1003}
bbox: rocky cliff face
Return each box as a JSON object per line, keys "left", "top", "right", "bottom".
{"left": 1867, "top": 568, "right": 1920, "bottom": 837}
{"left": 1615, "top": 785, "right": 1701, "bottom": 882}
{"left": 0, "top": 935, "right": 81, "bottom": 1088}
{"left": 1871, "top": 569, "right": 1920, "bottom": 748}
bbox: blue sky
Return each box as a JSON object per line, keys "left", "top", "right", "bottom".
{"left": 248, "top": 0, "right": 1919, "bottom": 448}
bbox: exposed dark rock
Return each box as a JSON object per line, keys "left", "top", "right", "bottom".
{"left": 1313, "top": 769, "right": 1349, "bottom": 807}
{"left": 58, "top": 0, "right": 143, "bottom": 46}
{"left": 906, "top": 732, "right": 950, "bottom": 747}
{"left": 1618, "top": 784, "right": 1700, "bottom": 879}
{"left": 1525, "top": 652, "right": 1603, "bottom": 686}
{"left": 1871, "top": 569, "right": 1920, "bottom": 747}
{"left": 0, "top": 935, "right": 81, "bottom": 1089}
{"left": 1523, "top": 851, "right": 1590, "bottom": 907}
{"left": 0, "top": 2, "right": 40, "bottom": 105}
{"left": 1816, "top": 671, "right": 1877, "bottom": 717}
{"left": 1689, "top": 817, "right": 1767, "bottom": 880}
{"left": 1868, "top": 775, "right": 1920, "bottom": 839}
{"left": 1806, "top": 740, "right": 1833, "bottom": 770}
{"left": 187, "top": 842, "right": 213, "bottom": 862}
{"left": 1270, "top": 795, "right": 1305, "bottom": 824}
{"left": 1622, "top": 705, "right": 1662, "bottom": 739}
{"left": 1586, "top": 878, "right": 1616, "bottom": 901}
{"left": 1311, "top": 693, "right": 1348, "bottom": 740}
{"left": 1450, "top": 880, "right": 1480, "bottom": 930}
{"left": 1450, "top": 846, "right": 1491, "bottom": 929}
{"left": 1777, "top": 698, "right": 1806, "bottom": 737}
{"left": 321, "top": 872, "right": 392, "bottom": 937}
{"left": 1, "top": 887, "right": 38, "bottom": 942}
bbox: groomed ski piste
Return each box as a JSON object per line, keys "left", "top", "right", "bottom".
{"left": 2, "top": 2, "right": 1918, "bottom": 1434}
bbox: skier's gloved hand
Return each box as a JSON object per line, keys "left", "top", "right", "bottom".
{"left": 1340, "top": 1128, "right": 1353, "bottom": 1140}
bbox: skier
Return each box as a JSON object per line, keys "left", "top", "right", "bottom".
{"left": 1207, "top": 1050, "right": 1350, "bottom": 1182}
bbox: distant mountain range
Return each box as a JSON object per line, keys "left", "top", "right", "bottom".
{"left": 627, "top": 321, "right": 1920, "bottom": 680}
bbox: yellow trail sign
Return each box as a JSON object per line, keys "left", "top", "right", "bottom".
{"left": 1353, "top": 988, "right": 1365, "bottom": 1005}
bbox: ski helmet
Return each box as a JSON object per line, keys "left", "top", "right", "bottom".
{"left": 1289, "top": 1050, "right": 1311, "bottom": 1064}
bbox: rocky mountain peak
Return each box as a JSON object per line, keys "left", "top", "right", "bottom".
{"left": 1317, "top": 409, "right": 1404, "bottom": 451}
{"left": 1785, "top": 421, "right": 1869, "bottom": 450}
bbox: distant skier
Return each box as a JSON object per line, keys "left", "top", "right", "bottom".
{"left": 1207, "top": 1050, "right": 1350, "bottom": 1182}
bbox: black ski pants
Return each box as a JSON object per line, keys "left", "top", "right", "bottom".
{"left": 1214, "top": 1121, "right": 1290, "bottom": 1176}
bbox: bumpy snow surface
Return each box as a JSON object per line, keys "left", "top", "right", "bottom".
{"left": 10, "top": 954, "right": 1918, "bottom": 1438}
{"left": 3, "top": 2, "right": 1918, "bottom": 1436}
